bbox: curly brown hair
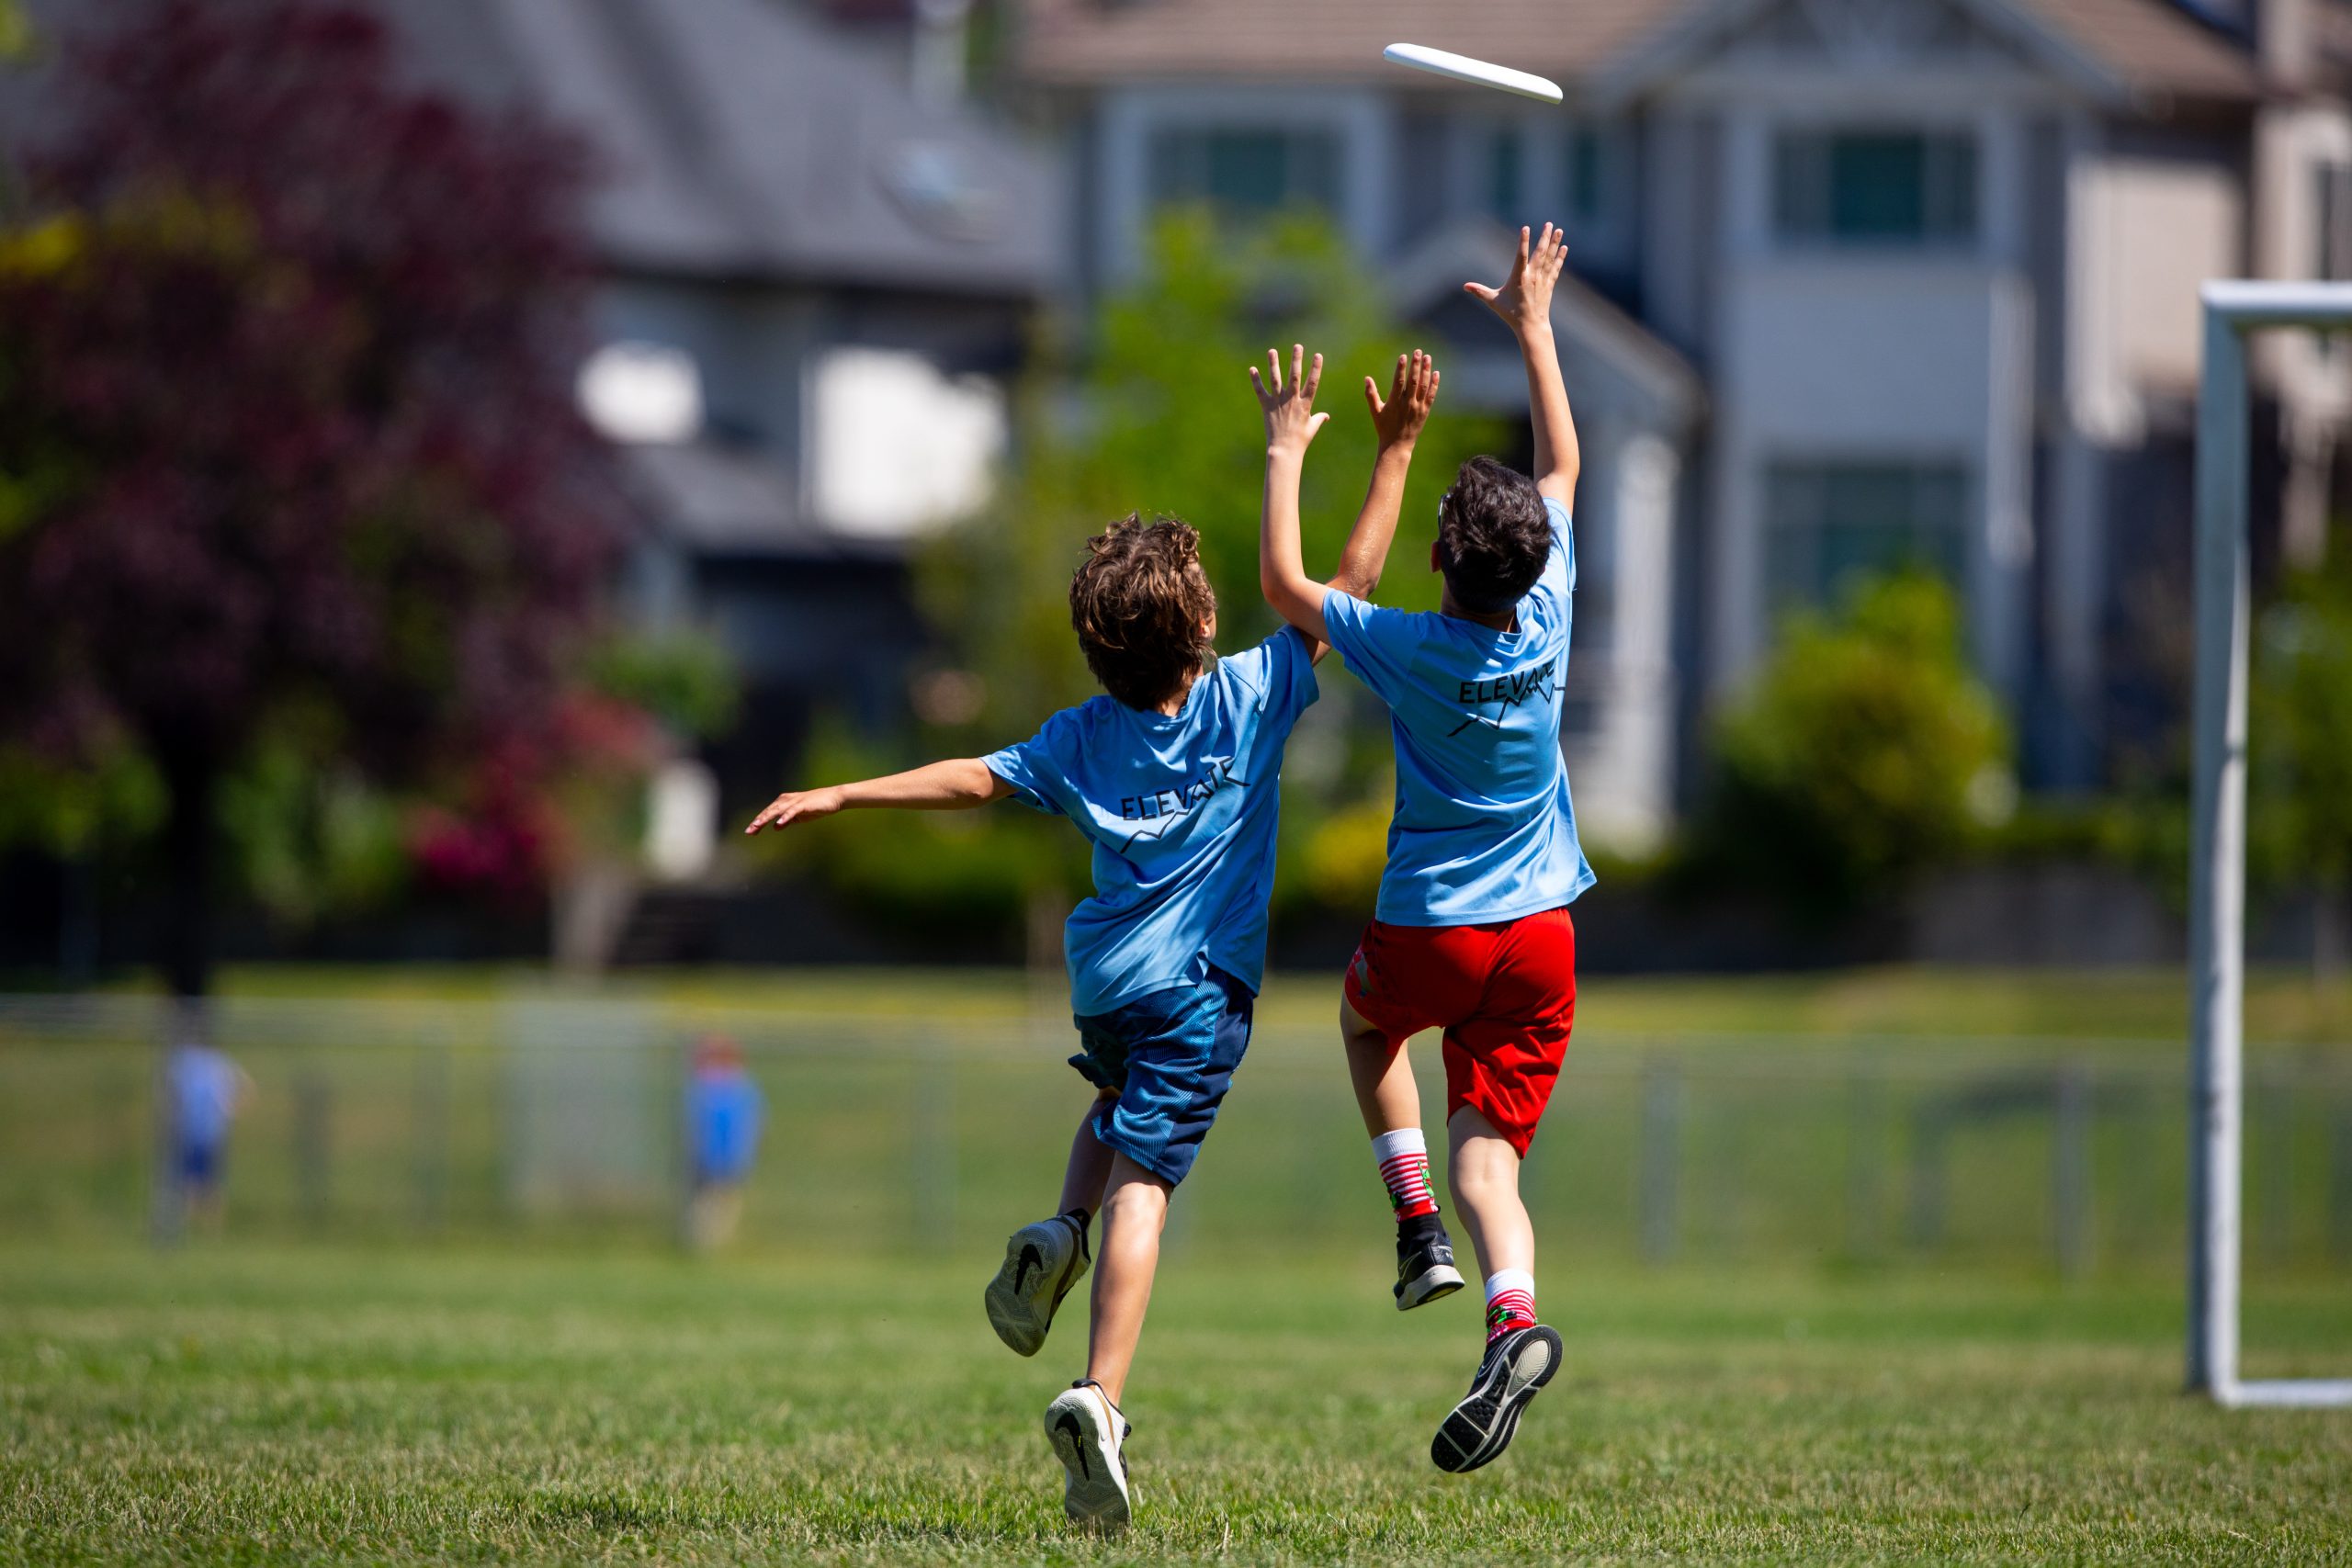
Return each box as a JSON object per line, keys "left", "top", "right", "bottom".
{"left": 1069, "top": 514, "right": 1217, "bottom": 711}
{"left": 1437, "top": 456, "right": 1552, "bottom": 615}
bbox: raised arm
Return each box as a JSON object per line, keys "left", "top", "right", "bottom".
{"left": 1254, "top": 344, "right": 1440, "bottom": 651}
{"left": 1253, "top": 343, "right": 1333, "bottom": 644}
{"left": 743, "top": 758, "right": 1009, "bottom": 835}
{"left": 1465, "top": 223, "right": 1578, "bottom": 504}
{"left": 1332, "top": 350, "right": 1440, "bottom": 602}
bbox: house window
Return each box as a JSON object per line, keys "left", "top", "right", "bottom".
{"left": 1766, "top": 460, "right": 1968, "bottom": 612}
{"left": 1148, "top": 127, "right": 1340, "bottom": 220}
{"left": 1773, "top": 129, "right": 1977, "bottom": 245}
{"left": 2315, "top": 161, "right": 2352, "bottom": 280}
{"left": 1565, "top": 127, "right": 1602, "bottom": 222}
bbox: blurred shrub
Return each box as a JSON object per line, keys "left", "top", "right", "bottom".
{"left": 585, "top": 629, "right": 740, "bottom": 742}
{"left": 1688, "top": 575, "right": 2009, "bottom": 919}
{"left": 0, "top": 739, "right": 164, "bottom": 858}
{"left": 220, "top": 738, "right": 410, "bottom": 923}
{"left": 1299, "top": 795, "right": 1390, "bottom": 916}
{"left": 2250, "top": 548, "right": 2352, "bottom": 916}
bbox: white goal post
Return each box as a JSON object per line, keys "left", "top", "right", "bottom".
{"left": 2188, "top": 280, "right": 2352, "bottom": 1409}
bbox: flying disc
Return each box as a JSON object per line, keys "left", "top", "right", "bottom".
{"left": 1383, "top": 43, "right": 1563, "bottom": 105}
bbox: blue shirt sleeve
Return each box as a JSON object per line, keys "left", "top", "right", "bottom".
{"left": 982, "top": 710, "right": 1075, "bottom": 818}
{"left": 1320, "top": 590, "right": 1419, "bottom": 706}
{"left": 1544, "top": 497, "right": 1576, "bottom": 592}
{"left": 1220, "top": 625, "right": 1320, "bottom": 730}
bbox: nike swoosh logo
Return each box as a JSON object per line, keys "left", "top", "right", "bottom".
{"left": 1014, "top": 1243, "right": 1042, "bottom": 1295}
{"left": 1055, "top": 1411, "right": 1089, "bottom": 1478}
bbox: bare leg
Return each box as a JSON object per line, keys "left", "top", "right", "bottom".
{"left": 1341, "top": 996, "right": 1423, "bottom": 1138}
{"left": 1083, "top": 1153, "right": 1172, "bottom": 1406}
{"left": 1057, "top": 1089, "right": 1118, "bottom": 1217}
{"left": 1446, "top": 1104, "right": 1533, "bottom": 1280}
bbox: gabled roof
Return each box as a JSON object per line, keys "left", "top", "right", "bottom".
{"left": 406, "top": 0, "right": 1059, "bottom": 295}
{"left": 6, "top": 0, "right": 1059, "bottom": 297}
{"left": 1018, "top": 0, "right": 1672, "bottom": 89}
{"left": 1015, "top": 0, "right": 2259, "bottom": 107}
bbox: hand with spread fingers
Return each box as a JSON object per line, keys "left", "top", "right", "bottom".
{"left": 1365, "top": 349, "right": 1441, "bottom": 452}
{"left": 1464, "top": 222, "right": 1569, "bottom": 342}
{"left": 1251, "top": 343, "right": 1329, "bottom": 458}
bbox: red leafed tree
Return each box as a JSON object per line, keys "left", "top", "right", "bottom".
{"left": 0, "top": 0, "right": 622, "bottom": 1002}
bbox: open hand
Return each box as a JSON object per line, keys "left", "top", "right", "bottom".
{"left": 1464, "top": 223, "right": 1567, "bottom": 339}
{"left": 1250, "top": 344, "right": 1328, "bottom": 457}
{"left": 743, "top": 785, "right": 843, "bottom": 835}
{"left": 1364, "top": 349, "right": 1439, "bottom": 450}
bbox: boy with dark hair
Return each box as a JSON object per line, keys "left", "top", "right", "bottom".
{"left": 1256, "top": 226, "right": 1587, "bottom": 1474}
{"left": 744, "top": 347, "right": 1438, "bottom": 1533}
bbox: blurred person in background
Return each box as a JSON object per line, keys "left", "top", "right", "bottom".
{"left": 167, "top": 1038, "right": 251, "bottom": 1235}
{"left": 684, "top": 1035, "right": 763, "bottom": 1251}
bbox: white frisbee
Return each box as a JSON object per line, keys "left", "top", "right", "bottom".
{"left": 1383, "top": 42, "right": 1563, "bottom": 105}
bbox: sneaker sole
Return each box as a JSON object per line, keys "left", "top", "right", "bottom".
{"left": 1044, "top": 1389, "right": 1130, "bottom": 1534}
{"left": 1396, "top": 1263, "right": 1466, "bottom": 1312}
{"left": 1430, "top": 1325, "right": 1562, "bottom": 1474}
{"left": 985, "top": 1223, "right": 1080, "bottom": 1357}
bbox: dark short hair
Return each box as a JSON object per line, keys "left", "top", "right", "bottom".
{"left": 1437, "top": 456, "right": 1551, "bottom": 615}
{"left": 1069, "top": 515, "right": 1217, "bottom": 710}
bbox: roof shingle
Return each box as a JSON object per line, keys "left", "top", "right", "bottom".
{"left": 1015, "top": 0, "right": 2259, "bottom": 104}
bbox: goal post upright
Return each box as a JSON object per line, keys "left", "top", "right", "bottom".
{"left": 2188, "top": 279, "right": 2352, "bottom": 1409}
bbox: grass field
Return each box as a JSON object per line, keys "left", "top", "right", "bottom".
{"left": 3, "top": 1245, "right": 2348, "bottom": 1564}
{"left": 117, "top": 961, "right": 2352, "bottom": 1043}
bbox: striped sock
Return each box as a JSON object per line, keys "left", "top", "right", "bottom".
{"left": 1485, "top": 1269, "right": 1537, "bottom": 1345}
{"left": 1371, "top": 1127, "right": 1439, "bottom": 1222}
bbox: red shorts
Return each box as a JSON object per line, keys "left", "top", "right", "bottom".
{"left": 1341, "top": 907, "right": 1576, "bottom": 1157}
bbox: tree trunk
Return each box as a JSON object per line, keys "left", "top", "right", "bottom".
{"left": 153, "top": 732, "right": 219, "bottom": 1003}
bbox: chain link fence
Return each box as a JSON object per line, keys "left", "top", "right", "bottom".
{"left": 3, "top": 992, "right": 2349, "bottom": 1276}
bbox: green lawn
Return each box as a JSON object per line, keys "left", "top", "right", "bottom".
{"left": 113, "top": 961, "right": 2352, "bottom": 1044}
{"left": 3, "top": 1246, "right": 2347, "bottom": 1563}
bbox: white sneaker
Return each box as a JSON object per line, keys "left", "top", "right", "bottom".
{"left": 1044, "top": 1379, "right": 1131, "bottom": 1534}
{"left": 984, "top": 1212, "right": 1090, "bottom": 1357}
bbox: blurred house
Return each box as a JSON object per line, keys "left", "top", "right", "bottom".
{"left": 385, "top": 0, "right": 1057, "bottom": 818}
{"left": 1013, "top": 0, "right": 2352, "bottom": 838}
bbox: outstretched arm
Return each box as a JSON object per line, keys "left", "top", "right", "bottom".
{"left": 1465, "top": 223, "right": 1577, "bottom": 504}
{"left": 1254, "top": 344, "right": 1440, "bottom": 649}
{"left": 743, "top": 758, "right": 1009, "bottom": 835}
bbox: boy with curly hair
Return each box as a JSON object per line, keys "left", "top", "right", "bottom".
{"left": 746, "top": 348, "right": 1439, "bottom": 1531}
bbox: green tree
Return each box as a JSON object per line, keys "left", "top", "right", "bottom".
{"left": 1693, "top": 575, "right": 2010, "bottom": 919}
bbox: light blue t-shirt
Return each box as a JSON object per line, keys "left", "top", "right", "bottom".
{"left": 985, "top": 626, "right": 1318, "bottom": 1016}
{"left": 1321, "top": 496, "right": 1594, "bottom": 926}
{"left": 688, "top": 1068, "right": 764, "bottom": 1181}
{"left": 169, "top": 1043, "right": 240, "bottom": 1147}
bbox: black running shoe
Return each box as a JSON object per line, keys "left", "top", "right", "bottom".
{"left": 1430, "top": 1324, "right": 1562, "bottom": 1473}
{"left": 1394, "top": 1217, "right": 1466, "bottom": 1311}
